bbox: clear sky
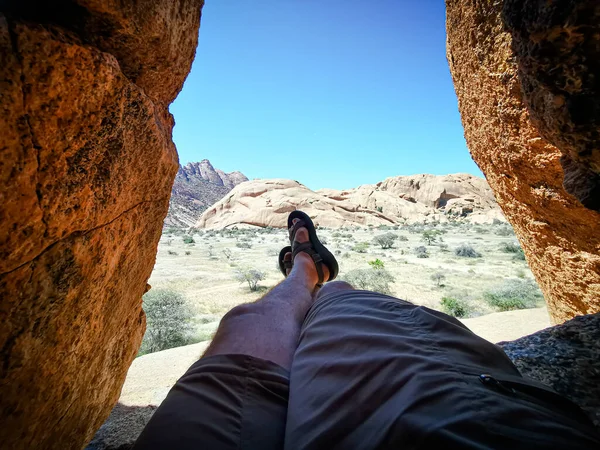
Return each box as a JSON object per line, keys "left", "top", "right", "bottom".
{"left": 170, "top": 0, "right": 482, "bottom": 190}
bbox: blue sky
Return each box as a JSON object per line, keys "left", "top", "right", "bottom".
{"left": 171, "top": 0, "right": 481, "bottom": 190}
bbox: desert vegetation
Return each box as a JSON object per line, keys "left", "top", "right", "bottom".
{"left": 144, "top": 220, "right": 547, "bottom": 355}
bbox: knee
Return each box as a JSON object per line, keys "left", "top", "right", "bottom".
{"left": 221, "top": 302, "right": 262, "bottom": 323}
{"left": 315, "top": 280, "right": 354, "bottom": 301}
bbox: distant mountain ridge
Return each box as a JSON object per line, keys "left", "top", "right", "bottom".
{"left": 164, "top": 160, "right": 248, "bottom": 227}
{"left": 196, "top": 174, "right": 506, "bottom": 229}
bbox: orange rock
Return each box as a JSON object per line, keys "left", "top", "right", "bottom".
{"left": 0, "top": 1, "right": 202, "bottom": 448}
{"left": 446, "top": 0, "right": 600, "bottom": 324}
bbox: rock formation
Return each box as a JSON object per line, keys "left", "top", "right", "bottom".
{"left": 196, "top": 174, "right": 504, "bottom": 229}
{"left": 446, "top": 0, "right": 600, "bottom": 323}
{"left": 0, "top": 1, "right": 203, "bottom": 449}
{"left": 165, "top": 160, "right": 248, "bottom": 228}
{"left": 502, "top": 1, "right": 600, "bottom": 211}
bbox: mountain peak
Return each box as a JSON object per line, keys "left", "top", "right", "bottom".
{"left": 165, "top": 160, "right": 248, "bottom": 227}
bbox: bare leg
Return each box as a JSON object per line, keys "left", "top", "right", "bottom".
{"left": 203, "top": 222, "right": 330, "bottom": 370}
{"left": 314, "top": 280, "right": 354, "bottom": 302}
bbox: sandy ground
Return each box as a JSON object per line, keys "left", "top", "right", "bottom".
{"left": 150, "top": 223, "right": 541, "bottom": 333}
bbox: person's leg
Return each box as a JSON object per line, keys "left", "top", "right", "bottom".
{"left": 285, "top": 290, "right": 600, "bottom": 449}
{"left": 133, "top": 222, "right": 327, "bottom": 450}
{"left": 203, "top": 222, "right": 328, "bottom": 370}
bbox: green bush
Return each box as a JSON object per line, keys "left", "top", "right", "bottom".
{"left": 440, "top": 296, "right": 472, "bottom": 318}
{"left": 234, "top": 267, "right": 266, "bottom": 291}
{"left": 513, "top": 248, "right": 526, "bottom": 261}
{"left": 342, "top": 267, "right": 395, "bottom": 295}
{"left": 368, "top": 259, "right": 385, "bottom": 270}
{"left": 454, "top": 244, "right": 481, "bottom": 258}
{"left": 140, "top": 289, "right": 194, "bottom": 354}
{"left": 353, "top": 242, "right": 370, "bottom": 253}
{"left": 373, "top": 232, "right": 398, "bottom": 249}
{"left": 483, "top": 279, "right": 544, "bottom": 311}
{"left": 397, "top": 235, "right": 409, "bottom": 242}
{"left": 183, "top": 236, "right": 195, "bottom": 244}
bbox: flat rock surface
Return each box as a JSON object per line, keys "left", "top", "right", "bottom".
{"left": 461, "top": 306, "right": 550, "bottom": 343}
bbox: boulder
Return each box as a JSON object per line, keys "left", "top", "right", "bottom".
{"left": 0, "top": 1, "right": 202, "bottom": 448}
{"left": 197, "top": 175, "right": 505, "bottom": 229}
{"left": 499, "top": 312, "right": 600, "bottom": 429}
{"left": 446, "top": 0, "right": 600, "bottom": 323}
{"left": 502, "top": 0, "right": 600, "bottom": 210}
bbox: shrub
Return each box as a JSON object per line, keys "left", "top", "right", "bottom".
{"left": 414, "top": 246, "right": 429, "bottom": 258}
{"left": 185, "top": 251, "right": 191, "bottom": 255}
{"left": 167, "top": 250, "right": 178, "bottom": 256}
{"left": 183, "top": 236, "right": 195, "bottom": 244}
{"left": 440, "top": 296, "right": 472, "bottom": 318}
{"left": 483, "top": 279, "right": 544, "bottom": 311}
{"left": 373, "top": 232, "right": 398, "bottom": 249}
{"left": 513, "top": 248, "right": 526, "bottom": 261}
{"left": 431, "top": 272, "right": 446, "bottom": 287}
{"left": 368, "top": 259, "right": 385, "bottom": 270}
{"left": 500, "top": 242, "right": 521, "bottom": 253}
{"left": 353, "top": 242, "right": 370, "bottom": 253}
{"left": 376, "top": 206, "right": 384, "bottom": 213}
{"left": 140, "top": 289, "right": 194, "bottom": 354}
{"left": 223, "top": 248, "right": 234, "bottom": 260}
{"left": 454, "top": 244, "right": 481, "bottom": 258}
{"left": 235, "top": 268, "right": 267, "bottom": 291}
{"left": 397, "top": 235, "right": 409, "bottom": 242}
{"left": 495, "top": 226, "right": 515, "bottom": 237}
{"left": 236, "top": 241, "right": 252, "bottom": 249}
{"left": 421, "top": 230, "right": 441, "bottom": 245}
{"left": 342, "top": 268, "right": 395, "bottom": 295}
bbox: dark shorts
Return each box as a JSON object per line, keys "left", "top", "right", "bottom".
{"left": 133, "top": 290, "right": 600, "bottom": 449}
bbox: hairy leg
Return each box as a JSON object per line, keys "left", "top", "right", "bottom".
{"left": 203, "top": 223, "right": 329, "bottom": 370}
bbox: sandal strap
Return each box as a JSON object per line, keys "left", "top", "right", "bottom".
{"left": 288, "top": 219, "right": 307, "bottom": 243}
{"left": 292, "top": 242, "right": 325, "bottom": 284}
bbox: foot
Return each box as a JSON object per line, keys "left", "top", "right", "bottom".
{"left": 285, "top": 219, "right": 330, "bottom": 287}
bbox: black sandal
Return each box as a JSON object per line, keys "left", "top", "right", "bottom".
{"left": 287, "top": 210, "right": 339, "bottom": 286}
{"left": 278, "top": 245, "right": 293, "bottom": 277}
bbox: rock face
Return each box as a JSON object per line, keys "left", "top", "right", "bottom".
{"left": 196, "top": 174, "right": 504, "bottom": 229}
{"left": 499, "top": 312, "right": 600, "bottom": 429}
{"left": 165, "top": 160, "right": 248, "bottom": 228}
{"left": 0, "top": 1, "right": 202, "bottom": 449}
{"left": 446, "top": 0, "right": 600, "bottom": 323}
{"left": 502, "top": 1, "right": 600, "bottom": 210}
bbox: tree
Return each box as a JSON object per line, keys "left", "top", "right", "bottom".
{"left": 421, "top": 230, "right": 441, "bottom": 245}
{"left": 431, "top": 272, "right": 446, "bottom": 287}
{"left": 373, "top": 232, "right": 398, "bottom": 249}
{"left": 235, "top": 268, "right": 267, "bottom": 291}
{"left": 141, "top": 289, "right": 194, "bottom": 354}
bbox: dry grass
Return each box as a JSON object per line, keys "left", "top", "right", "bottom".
{"left": 149, "top": 223, "right": 540, "bottom": 342}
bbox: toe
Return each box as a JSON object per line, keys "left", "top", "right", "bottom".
{"left": 284, "top": 251, "right": 293, "bottom": 276}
